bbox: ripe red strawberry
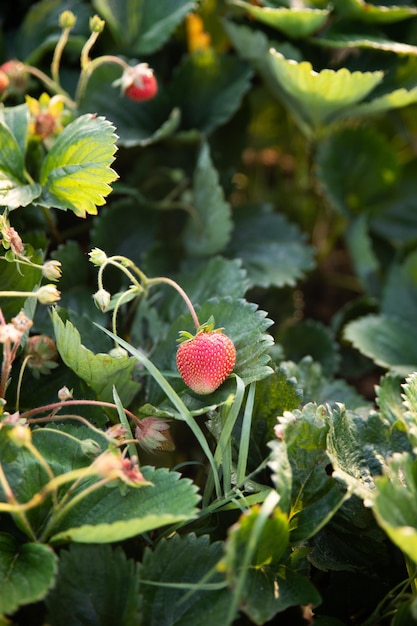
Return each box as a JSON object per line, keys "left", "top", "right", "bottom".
{"left": 119, "top": 63, "right": 158, "bottom": 102}
{"left": 176, "top": 323, "right": 236, "bottom": 395}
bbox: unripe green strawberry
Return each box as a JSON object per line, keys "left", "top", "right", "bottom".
{"left": 176, "top": 323, "right": 236, "bottom": 395}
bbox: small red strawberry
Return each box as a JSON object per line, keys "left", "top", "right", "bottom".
{"left": 176, "top": 319, "right": 236, "bottom": 395}
{"left": 118, "top": 63, "right": 158, "bottom": 102}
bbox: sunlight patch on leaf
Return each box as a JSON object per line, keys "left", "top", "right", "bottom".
{"left": 39, "top": 114, "right": 118, "bottom": 218}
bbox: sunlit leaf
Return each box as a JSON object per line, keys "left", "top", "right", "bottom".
{"left": 38, "top": 114, "right": 118, "bottom": 217}
{"left": 332, "top": 0, "right": 417, "bottom": 23}
{"left": 230, "top": 1, "right": 330, "bottom": 38}
{"left": 267, "top": 49, "right": 383, "bottom": 133}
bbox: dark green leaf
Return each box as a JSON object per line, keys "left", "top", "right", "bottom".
{"left": 316, "top": 126, "right": 400, "bottom": 216}
{"left": 280, "top": 319, "right": 340, "bottom": 378}
{"left": 0, "top": 533, "right": 58, "bottom": 615}
{"left": 168, "top": 51, "right": 253, "bottom": 134}
{"left": 46, "top": 544, "right": 140, "bottom": 626}
{"left": 381, "top": 251, "right": 417, "bottom": 326}
{"left": 80, "top": 63, "right": 180, "bottom": 148}
{"left": 139, "top": 534, "right": 230, "bottom": 626}
{"left": 162, "top": 257, "right": 249, "bottom": 322}
{"left": 343, "top": 314, "right": 417, "bottom": 375}
{"left": 16, "top": 0, "right": 90, "bottom": 64}
{"left": 93, "top": 0, "right": 196, "bottom": 54}
{"left": 226, "top": 205, "right": 315, "bottom": 288}
{"left": 183, "top": 141, "right": 233, "bottom": 256}
{"left": 241, "top": 566, "right": 321, "bottom": 624}
{"left": 38, "top": 114, "right": 118, "bottom": 217}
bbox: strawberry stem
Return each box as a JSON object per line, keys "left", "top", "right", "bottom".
{"left": 147, "top": 276, "right": 201, "bottom": 330}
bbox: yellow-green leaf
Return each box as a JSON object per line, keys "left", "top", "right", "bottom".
{"left": 39, "top": 114, "right": 118, "bottom": 218}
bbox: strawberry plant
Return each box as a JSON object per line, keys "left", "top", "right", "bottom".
{"left": 3, "top": 1, "right": 417, "bottom": 625}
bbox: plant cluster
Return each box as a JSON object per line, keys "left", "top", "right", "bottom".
{"left": 2, "top": 0, "right": 417, "bottom": 624}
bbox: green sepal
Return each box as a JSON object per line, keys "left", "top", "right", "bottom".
{"left": 177, "top": 315, "right": 224, "bottom": 344}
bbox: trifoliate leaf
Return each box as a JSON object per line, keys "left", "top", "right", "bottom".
{"left": 38, "top": 114, "right": 118, "bottom": 217}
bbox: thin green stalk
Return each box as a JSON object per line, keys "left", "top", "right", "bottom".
{"left": 96, "top": 325, "right": 222, "bottom": 499}
{"left": 112, "top": 386, "right": 138, "bottom": 461}
{"left": 147, "top": 276, "right": 201, "bottom": 330}
{"left": 203, "top": 375, "right": 245, "bottom": 505}
{"left": 236, "top": 382, "right": 256, "bottom": 485}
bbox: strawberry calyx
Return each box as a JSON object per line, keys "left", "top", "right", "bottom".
{"left": 177, "top": 315, "right": 223, "bottom": 344}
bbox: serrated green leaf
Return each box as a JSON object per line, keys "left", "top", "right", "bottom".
{"left": 268, "top": 50, "right": 383, "bottom": 133}
{"left": 375, "top": 373, "right": 405, "bottom": 426}
{"left": 168, "top": 50, "right": 253, "bottom": 134}
{"left": 370, "top": 160, "right": 417, "bottom": 244}
{"left": 46, "top": 544, "right": 140, "bottom": 626}
{"left": 316, "top": 126, "right": 400, "bottom": 216}
{"left": 280, "top": 319, "right": 340, "bottom": 378}
{"left": 327, "top": 403, "right": 412, "bottom": 503}
{"left": 338, "top": 86, "right": 417, "bottom": 121}
{"left": 139, "top": 534, "right": 229, "bottom": 626}
{"left": 51, "top": 308, "right": 140, "bottom": 404}
{"left": 49, "top": 465, "right": 199, "bottom": 544}
{"left": 343, "top": 314, "right": 417, "bottom": 375}
{"left": 241, "top": 566, "right": 321, "bottom": 624}
{"left": 183, "top": 141, "right": 233, "bottom": 256}
{"left": 332, "top": 0, "right": 417, "bottom": 23}
{"left": 373, "top": 453, "right": 417, "bottom": 563}
{"left": 315, "top": 32, "right": 417, "bottom": 55}
{"left": 162, "top": 257, "right": 249, "bottom": 322}
{"left": 230, "top": 1, "right": 330, "bottom": 38}
{"left": 272, "top": 403, "right": 347, "bottom": 541}
{"left": 38, "top": 114, "right": 118, "bottom": 217}
{"left": 0, "top": 533, "right": 58, "bottom": 615}
{"left": 226, "top": 205, "right": 315, "bottom": 288}
{"left": 93, "top": 0, "right": 196, "bottom": 54}
{"left": 381, "top": 251, "right": 417, "bottom": 327}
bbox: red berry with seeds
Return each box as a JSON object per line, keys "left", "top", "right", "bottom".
{"left": 176, "top": 322, "right": 236, "bottom": 395}
{"left": 120, "top": 63, "right": 158, "bottom": 102}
